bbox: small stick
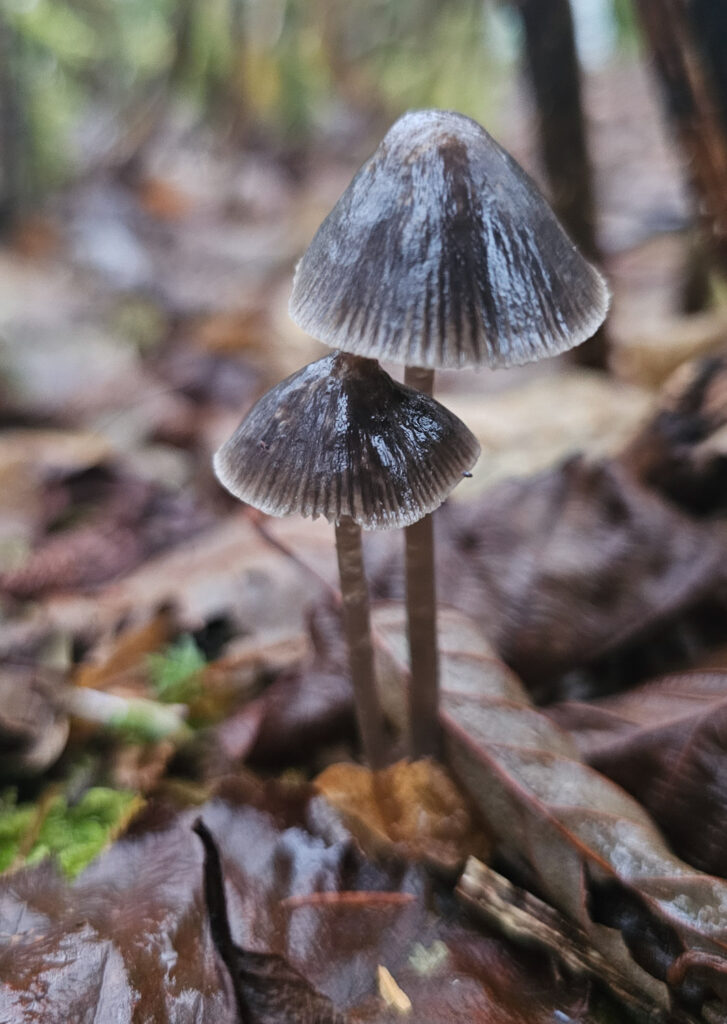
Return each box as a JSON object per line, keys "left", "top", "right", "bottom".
{"left": 403, "top": 365, "right": 440, "bottom": 759}
{"left": 335, "top": 515, "right": 386, "bottom": 768}
{"left": 457, "top": 856, "right": 698, "bottom": 1023}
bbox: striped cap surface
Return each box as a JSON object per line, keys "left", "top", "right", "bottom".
{"left": 214, "top": 352, "right": 480, "bottom": 530}
{"left": 290, "top": 109, "right": 609, "bottom": 370}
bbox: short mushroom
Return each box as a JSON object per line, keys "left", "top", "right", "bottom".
{"left": 214, "top": 350, "right": 480, "bottom": 768}
{"left": 289, "top": 108, "right": 610, "bottom": 759}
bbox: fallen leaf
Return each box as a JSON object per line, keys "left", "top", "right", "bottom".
{"left": 315, "top": 759, "right": 490, "bottom": 876}
{"left": 0, "top": 820, "right": 237, "bottom": 1023}
{"left": 0, "top": 784, "right": 598, "bottom": 1023}
{"left": 194, "top": 817, "right": 347, "bottom": 1023}
{"left": 372, "top": 603, "right": 727, "bottom": 1012}
{"left": 0, "top": 667, "right": 69, "bottom": 777}
{"left": 212, "top": 602, "right": 355, "bottom": 768}
{"left": 612, "top": 310, "right": 727, "bottom": 388}
{"left": 620, "top": 351, "right": 727, "bottom": 514}
{"left": 73, "top": 611, "right": 173, "bottom": 691}
{"left": 410, "top": 456, "right": 723, "bottom": 697}
{"left": 445, "top": 370, "right": 649, "bottom": 499}
{"left": 547, "top": 670, "right": 727, "bottom": 879}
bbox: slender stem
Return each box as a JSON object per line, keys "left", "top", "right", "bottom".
{"left": 403, "top": 366, "right": 440, "bottom": 759}
{"left": 335, "top": 516, "right": 386, "bottom": 768}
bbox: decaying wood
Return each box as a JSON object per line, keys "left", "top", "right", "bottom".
{"left": 457, "top": 856, "right": 701, "bottom": 1024}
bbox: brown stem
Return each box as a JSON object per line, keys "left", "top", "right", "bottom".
{"left": 335, "top": 516, "right": 386, "bottom": 768}
{"left": 403, "top": 366, "right": 441, "bottom": 759}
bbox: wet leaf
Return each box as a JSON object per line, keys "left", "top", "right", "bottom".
{"left": 373, "top": 604, "right": 727, "bottom": 1010}
{"left": 547, "top": 671, "right": 727, "bottom": 879}
{"left": 195, "top": 788, "right": 598, "bottom": 1023}
{"left": 0, "top": 819, "right": 237, "bottom": 1023}
{"left": 194, "top": 818, "right": 346, "bottom": 1023}
{"left": 315, "top": 759, "right": 490, "bottom": 876}
{"left": 0, "top": 785, "right": 597, "bottom": 1024}
{"left": 434, "top": 456, "right": 724, "bottom": 697}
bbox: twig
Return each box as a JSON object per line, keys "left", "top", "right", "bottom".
{"left": 456, "top": 856, "right": 700, "bottom": 1024}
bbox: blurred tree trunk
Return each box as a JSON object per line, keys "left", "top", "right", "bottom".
{"left": 0, "top": 12, "right": 28, "bottom": 233}
{"left": 688, "top": 0, "right": 727, "bottom": 138}
{"left": 634, "top": 0, "right": 727, "bottom": 273}
{"left": 514, "top": 0, "right": 608, "bottom": 370}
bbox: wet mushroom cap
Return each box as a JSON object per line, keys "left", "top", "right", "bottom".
{"left": 290, "top": 109, "right": 609, "bottom": 370}
{"left": 214, "top": 351, "right": 480, "bottom": 530}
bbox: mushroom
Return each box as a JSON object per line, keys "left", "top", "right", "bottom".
{"left": 214, "top": 350, "right": 480, "bottom": 767}
{"left": 289, "top": 109, "right": 610, "bottom": 758}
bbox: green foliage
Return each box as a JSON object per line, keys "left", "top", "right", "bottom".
{"left": 3, "top": 0, "right": 635, "bottom": 206}
{"left": 147, "top": 634, "right": 206, "bottom": 704}
{"left": 0, "top": 794, "right": 36, "bottom": 873}
{"left": 0, "top": 787, "right": 141, "bottom": 878}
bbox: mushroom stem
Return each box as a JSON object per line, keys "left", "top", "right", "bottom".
{"left": 335, "top": 515, "right": 387, "bottom": 768}
{"left": 403, "top": 365, "right": 441, "bottom": 759}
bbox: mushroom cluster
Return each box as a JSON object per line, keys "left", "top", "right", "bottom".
{"left": 215, "top": 109, "right": 609, "bottom": 767}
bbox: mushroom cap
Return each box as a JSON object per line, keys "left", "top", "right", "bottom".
{"left": 214, "top": 351, "right": 480, "bottom": 530}
{"left": 290, "top": 109, "right": 609, "bottom": 370}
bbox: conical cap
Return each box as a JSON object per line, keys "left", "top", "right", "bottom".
{"left": 214, "top": 352, "right": 480, "bottom": 530}
{"left": 290, "top": 109, "right": 609, "bottom": 370}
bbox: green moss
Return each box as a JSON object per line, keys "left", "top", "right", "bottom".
{"left": 0, "top": 792, "right": 36, "bottom": 873}
{"left": 147, "top": 635, "right": 206, "bottom": 704}
{"left": 0, "top": 788, "right": 142, "bottom": 879}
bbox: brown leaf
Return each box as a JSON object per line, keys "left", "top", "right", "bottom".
{"left": 198, "top": 786, "right": 598, "bottom": 1023}
{"left": 74, "top": 513, "right": 334, "bottom": 640}
{"left": 0, "top": 666, "right": 69, "bottom": 777}
{"left": 0, "top": 476, "right": 213, "bottom": 600}
{"left": 194, "top": 818, "right": 346, "bottom": 1023}
{"left": 620, "top": 352, "right": 727, "bottom": 515}
{"left": 0, "top": 823, "right": 237, "bottom": 1023}
{"left": 547, "top": 670, "right": 727, "bottom": 879}
{"left": 73, "top": 611, "right": 173, "bottom": 692}
{"left": 0, "top": 784, "right": 597, "bottom": 1024}
{"left": 216, "top": 667, "right": 354, "bottom": 766}
{"left": 210, "top": 603, "right": 354, "bottom": 768}
{"left": 373, "top": 604, "right": 727, "bottom": 1011}
{"left": 0, "top": 521, "right": 144, "bottom": 598}
{"left": 436, "top": 456, "right": 724, "bottom": 696}
{"left": 315, "top": 759, "right": 490, "bottom": 876}
{"left": 0, "top": 429, "right": 113, "bottom": 478}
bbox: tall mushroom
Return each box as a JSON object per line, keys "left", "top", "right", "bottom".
{"left": 289, "top": 109, "right": 610, "bottom": 759}
{"left": 214, "top": 350, "right": 479, "bottom": 768}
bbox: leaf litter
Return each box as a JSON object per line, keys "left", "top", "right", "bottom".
{"left": 0, "top": 780, "right": 606, "bottom": 1023}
